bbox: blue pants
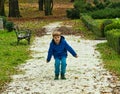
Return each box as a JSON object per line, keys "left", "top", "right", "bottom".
{"left": 54, "top": 57, "right": 67, "bottom": 75}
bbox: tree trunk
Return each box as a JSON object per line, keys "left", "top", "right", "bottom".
{"left": 0, "top": 0, "right": 5, "bottom": 16}
{"left": 70, "top": 0, "right": 74, "bottom": 2}
{"left": 9, "top": 0, "right": 21, "bottom": 17}
{"left": 44, "top": 0, "right": 53, "bottom": 16}
{"left": 38, "top": 0, "right": 44, "bottom": 11}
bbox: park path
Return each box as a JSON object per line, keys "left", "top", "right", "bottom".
{"left": 2, "top": 22, "right": 120, "bottom": 94}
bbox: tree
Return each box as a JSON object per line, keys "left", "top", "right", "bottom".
{"left": 38, "top": 0, "right": 44, "bottom": 11}
{"left": 9, "top": 0, "right": 21, "bottom": 17}
{"left": 44, "top": 0, "right": 53, "bottom": 16}
{"left": 0, "top": 0, "right": 5, "bottom": 16}
{"left": 70, "top": 0, "right": 74, "bottom": 2}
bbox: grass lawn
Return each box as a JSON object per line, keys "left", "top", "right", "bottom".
{"left": 97, "top": 42, "right": 120, "bottom": 79}
{"left": 0, "top": 30, "right": 30, "bottom": 90}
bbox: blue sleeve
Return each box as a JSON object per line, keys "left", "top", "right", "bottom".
{"left": 47, "top": 43, "right": 53, "bottom": 62}
{"left": 64, "top": 40, "right": 77, "bottom": 57}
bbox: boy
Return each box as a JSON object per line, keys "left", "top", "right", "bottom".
{"left": 46, "top": 31, "right": 78, "bottom": 80}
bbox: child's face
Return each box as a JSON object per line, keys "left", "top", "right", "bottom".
{"left": 53, "top": 35, "right": 61, "bottom": 44}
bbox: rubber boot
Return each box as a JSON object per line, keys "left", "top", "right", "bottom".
{"left": 54, "top": 74, "right": 59, "bottom": 80}
{"left": 61, "top": 74, "right": 66, "bottom": 80}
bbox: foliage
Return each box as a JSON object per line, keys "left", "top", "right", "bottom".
{"left": 66, "top": 8, "right": 80, "bottom": 19}
{"left": 106, "top": 29, "right": 120, "bottom": 54}
{"left": 91, "top": 8, "right": 120, "bottom": 19}
{"left": 97, "top": 42, "right": 120, "bottom": 78}
{"left": 93, "top": 0, "right": 99, "bottom": 5}
{"left": 85, "top": 3, "right": 96, "bottom": 12}
{"left": 104, "top": 20, "right": 120, "bottom": 33}
{"left": 101, "top": 19, "right": 113, "bottom": 37}
{"left": 0, "top": 30, "right": 30, "bottom": 90}
{"left": 81, "top": 14, "right": 102, "bottom": 37}
{"left": 107, "top": 2, "right": 120, "bottom": 8}
{"left": 66, "top": 0, "right": 111, "bottom": 19}
{"left": 66, "top": 0, "right": 85, "bottom": 19}
{"left": 5, "top": 21, "right": 14, "bottom": 32}
{"left": 72, "top": 19, "right": 96, "bottom": 39}
{"left": 74, "top": 0, "right": 86, "bottom": 13}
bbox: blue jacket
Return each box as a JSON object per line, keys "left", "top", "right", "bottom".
{"left": 47, "top": 36, "right": 77, "bottom": 62}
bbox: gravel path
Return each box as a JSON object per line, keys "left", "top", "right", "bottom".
{"left": 2, "top": 22, "right": 120, "bottom": 94}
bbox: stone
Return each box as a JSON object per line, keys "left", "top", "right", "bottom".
{"left": 0, "top": 18, "right": 4, "bottom": 30}
{"left": 116, "top": 81, "right": 120, "bottom": 86}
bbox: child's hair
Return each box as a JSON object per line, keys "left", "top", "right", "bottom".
{"left": 52, "top": 31, "right": 61, "bottom": 37}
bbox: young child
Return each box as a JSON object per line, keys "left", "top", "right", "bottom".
{"left": 46, "top": 31, "right": 78, "bottom": 80}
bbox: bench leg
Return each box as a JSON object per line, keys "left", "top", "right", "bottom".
{"left": 27, "top": 38, "right": 30, "bottom": 44}
{"left": 17, "top": 39, "right": 20, "bottom": 45}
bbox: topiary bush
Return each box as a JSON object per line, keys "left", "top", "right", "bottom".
{"left": 81, "top": 14, "right": 102, "bottom": 37}
{"left": 106, "top": 29, "right": 120, "bottom": 54}
{"left": 101, "top": 19, "right": 113, "bottom": 37}
{"left": 5, "top": 21, "right": 14, "bottom": 32}
{"left": 104, "top": 21, "right": 120, "bottom": 33}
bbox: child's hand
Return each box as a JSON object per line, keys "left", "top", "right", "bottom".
{"left": 75, "top": 55, "right": 78, "bottom": 58}
{"left": 46, "top": 60, "right": 49, "bottom": 63}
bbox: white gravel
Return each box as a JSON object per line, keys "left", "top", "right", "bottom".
{"left": 2, "top": 22, "right": 117, "bottom": 94}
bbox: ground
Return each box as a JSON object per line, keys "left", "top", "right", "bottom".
{"left": 2, "top": 1, "right": 120, "bottom": 93}
{"left": 2, "top": 22, "right": 120, "bottom": 94}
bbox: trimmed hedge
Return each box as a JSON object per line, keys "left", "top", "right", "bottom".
{"left": 91, "top": 8, "right": 120, "bottom": 19}
{"left": 101, "top": 19, "right": 113, "bottom": 37}
{"left": 106, "top": 29, "right": 120, "bottom": 54}
{"left": 104, "top": 22, "right": 120, "bottom": 33}
{"left": 81, "top": 14, "right": 102, "bottom": 37}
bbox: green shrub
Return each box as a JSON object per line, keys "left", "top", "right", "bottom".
{"left": 101, "top": 19, "right": 113, "bottom": 37}
{"left": 66, "top": 8, "right": 80, "bottom": 19}
{"left": 93, "top": 0, "right": 99, "bottom": 5}
{"left": 85, "top": 3, "right": 96, "bottom": 11}
{"left": 106, "top": 29, "right": 120, "bottom": 54}
{"left": 107, "top": 2, "right": 120, "bottom": 8}
{"left": 104, "top": 0, "right": 111, "bottom": 6}
{"left": 81, "top": 14, "right": 102, "bottom": 37}
{"left": 104, "top": 22, "right": 120, "bottom": 33}
{"left": 91, "top": 8, "right": 120, "bottom": 19}
{"left": 74, "top": 0, "right": 86, "bottom": 13}
{"left": 93, "top": 0, "right": 110, "bottom": 10}
{"left": 96, "top": 2, "right": 105, "bottom": 9}
{"left": 5, "top": 21, "right": 14, "bottom": 32}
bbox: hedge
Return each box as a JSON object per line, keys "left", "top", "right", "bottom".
{"left": 104, "top": 21, "right": 120, "bottom": 35}
{"left": 81, "top": 14, "right": 102, "bottom": 37}
{"left": 101, "top": 19, "right": 113, "bottom": 37}
{"left": 91, "top": 8, "right": 120, "bottom": 19}
{"left": 106, "top": 29, "right": 120, "bottom": 54}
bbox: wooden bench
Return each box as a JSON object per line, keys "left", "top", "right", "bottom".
{"left": 14, "top": 27, "right": 31, "bottom": 45}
